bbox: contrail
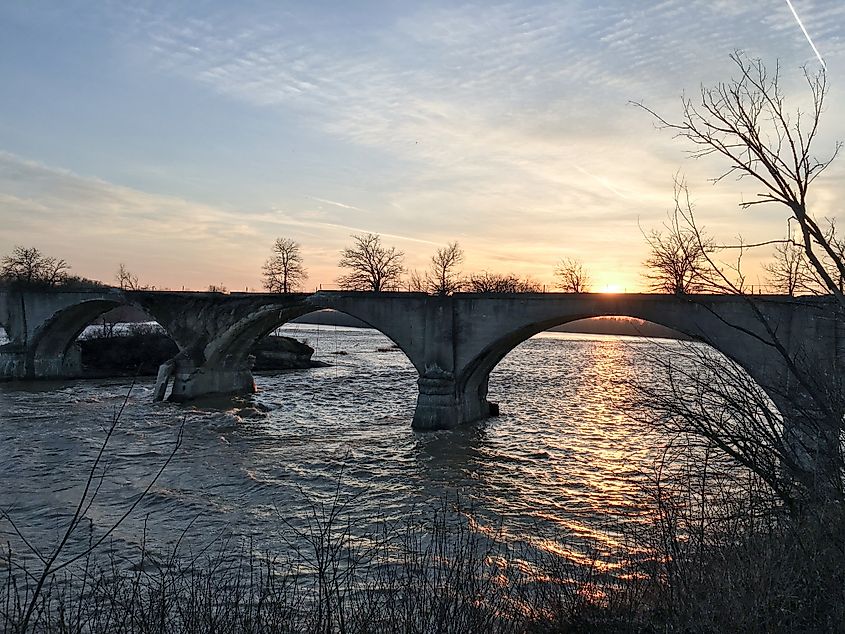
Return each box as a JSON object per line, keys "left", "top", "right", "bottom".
{"left": 572, "top": 164, "right": 631, "bottom": 200}
{"left": 308, "top": 196, "right": 363, "bottom": 212}
{"left": 785, "top": 0, "right": 827, "bottom": 70}
{"left": 275, "top": 217, "right": 441, "bottom": 246}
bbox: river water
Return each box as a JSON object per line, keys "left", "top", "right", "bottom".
{"left": 0, "top": 324, "right": 690, "bottom": 572}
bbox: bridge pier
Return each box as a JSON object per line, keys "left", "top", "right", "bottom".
{"left": 32, "top": 343, "right": 82, "bottom": 378}
{"left": 412, "top": 365, "right": 496, "bottom": 430}
{"left": 0, "top": 346, "right": 26, "bottom": 380}
{"left": 127, "top": 291, "right": 312, "bottom": 402}
{"left": 0, "top": 343, "right": 82, "bottom": 381}
{"left": 164, "top": 357, "right": 256, "bottom": 402}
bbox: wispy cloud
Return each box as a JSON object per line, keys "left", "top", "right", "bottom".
{"left": 0, "top": 152, "right": 304, "bottom": 288}
{"left": 273, "top": 217, "right": 442, "bottom": 247}
{"left": 0, "top": 153, "right": 444, "bottom": 288}
{"left": 308, "top": 196, "right": 364, "bottom": 211}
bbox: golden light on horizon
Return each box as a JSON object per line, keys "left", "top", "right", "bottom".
{"left": 600, "top": 284, "right": 624, "bottom": 294}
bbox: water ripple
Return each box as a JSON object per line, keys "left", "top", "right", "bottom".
{"left": 0, "top": 326, "right": 694, "bottom": 566}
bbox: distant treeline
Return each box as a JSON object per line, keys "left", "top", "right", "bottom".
{"left": 293, "top": 311, "right": 688, "bottom": 340}
{"left": 548, "top": 316, "right": 688, "bottom": 339}
{"left": 98, "top": 307, "right": 686, "bottom": 340}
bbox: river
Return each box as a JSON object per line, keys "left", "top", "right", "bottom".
{"left": 0, "top": 324, "right": 689, "bottom": 571}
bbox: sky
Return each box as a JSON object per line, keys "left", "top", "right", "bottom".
{"left": 1, "top": 1, "right": 843, "bottom": 293}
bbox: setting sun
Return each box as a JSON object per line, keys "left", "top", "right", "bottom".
{"left": 600, "top": 284, "right": 624, "bottom": 294}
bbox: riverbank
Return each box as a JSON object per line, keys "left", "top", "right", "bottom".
{"left": 3, "top": 486, "right": 840, "bottom": 633}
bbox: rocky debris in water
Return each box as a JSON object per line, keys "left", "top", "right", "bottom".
{"left": 78, "top": 333, "right": 326, "bottom": 376}
{"left": 251, "top": 336, "right": 328, "bottom": 371}
{"left": 235, "top": 406, "right": 265, "bottom": 419}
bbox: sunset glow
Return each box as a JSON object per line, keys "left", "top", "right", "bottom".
{"left": 600, "top": 284, "right": 624, "bottom": 294}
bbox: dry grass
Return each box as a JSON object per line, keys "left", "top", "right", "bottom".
{"left": 3, "top": 469, "right": 842, "bottom": 634}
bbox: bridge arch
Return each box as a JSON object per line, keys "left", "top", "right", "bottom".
{"left": 26, "top": 298, "right": 175, "bottom": 378}
{"left": 27, "top": 298, "right": 125, "bottom": 376}
{"left": 203, "top": 304, "right": 420, "bottom": 373}
{"left": 203, "top": 297, "right": 423, "bottom": 375}
{"left": 455, "top": 302, "right": 787, "bottom": 426}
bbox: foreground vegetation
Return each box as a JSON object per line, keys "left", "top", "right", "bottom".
{"left": 2, "top": 446, "right": 842, "bottom": 634}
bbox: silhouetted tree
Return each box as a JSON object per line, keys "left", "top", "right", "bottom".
{"left": 115, "top": 263, "right": 143, "bottom": 290}
{"left": 635, "top": 52, "right": 842, "bottom": 305}
{"left": 1, "top": 246, "right": 70, "bottom": 287}
{"left": 407, "top": 269, "right": 426, "bottom": 292}
{"left": 426, "top": 241, "right": 465, "bottom": 295}
{"left": 554, "top": 257, "right": 590, "bottom": 292}
{"left": 263, "top": 238, "right": 308, "bottom": 293}
{"left": 763, "top": 240, "right": 814, "bottom": 296}
{"left": 466, "top": 272, "right": 540, "bottom": 293}
{"left": 643, "top": 182, "right": 713, "bottom": 294}
{"left": 337, "top": 233, "right": 405, "bottom": 292}
{"left": 809, "top": 220, "right": 845, "bottom": 293}
{"left": 638, "top": 53, "right": 844, "bottom": 505}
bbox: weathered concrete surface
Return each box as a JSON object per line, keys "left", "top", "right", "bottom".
{"left": 0, "top": 289, "right": 126, "bottom": 379}
{"left": 308, "top": 292, "right": 844, "bottom": 435}
{"left": 0, "top": 289, "right": 315, "bottom": 401}
{"left": 124, "top": 291, "right": 313, "bottom": 401}
{"left": 2, "top": 287, "right": 839, "bottom": 495}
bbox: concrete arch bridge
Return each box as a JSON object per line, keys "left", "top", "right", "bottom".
{"left": 0, "top": 289, "right": 841, "bottom": 437}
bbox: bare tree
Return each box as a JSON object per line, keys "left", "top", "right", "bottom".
{"left": 115, "top": 263, "right": 140, "bottom": 290}
{"left": 407, "top": 269, "right": 426, "bottom": 292}
{"left": 337, "top": 233, "right": 405, "bottom": 292}
{"left": 635, "top": 51, "right": 842, "bottom": 306}
{"left": 1, "top": 246, "right": 70, "bottom": 287}
{"left": 810, "top": 219, "right": 845, "bottom": 293}
{"left": 466, "top": 272, "right": 540, "bottom": 293}
{"left": 637, "top": 53, "right": 844, "bottom": 504}
{"left": 2, "top": 246, "right": 45, "bottom": 285}
{"left": 263, "top": 238, "right": 308, "bottom": 293}
{"left": 554, "top": 257, "right": 590, "bottom": 293}
{"left": 426, "top": 242, "right": 465, "bottom": 295}
{"left": 643, "top": 182, "right": 714, "bottom": 294}
{"left": 763, "top": 240, "right": 814, "bottom": 296}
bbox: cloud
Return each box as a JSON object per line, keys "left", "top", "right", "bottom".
{"left": 119, "top": 1, "right": 844, "bottom": 202}
{"left": 5, "top": 1, "right": 845, "bottom": 291}
{"left": 0, "top": 152, "right": 293, "bottom": 288}
{"left": 307, "top": 196, "right": 364, "bottom": 212}
{"left": 0, "top": 153, "right": 440, "bottom": 288}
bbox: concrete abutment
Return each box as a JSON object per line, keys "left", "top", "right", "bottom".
{"left": 166, "top": 358, "right": 257, "bottom": 402}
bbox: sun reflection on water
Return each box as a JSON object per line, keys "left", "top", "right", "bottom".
{"left": 484, "top": 331, "right": 675, "bottom": 566}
